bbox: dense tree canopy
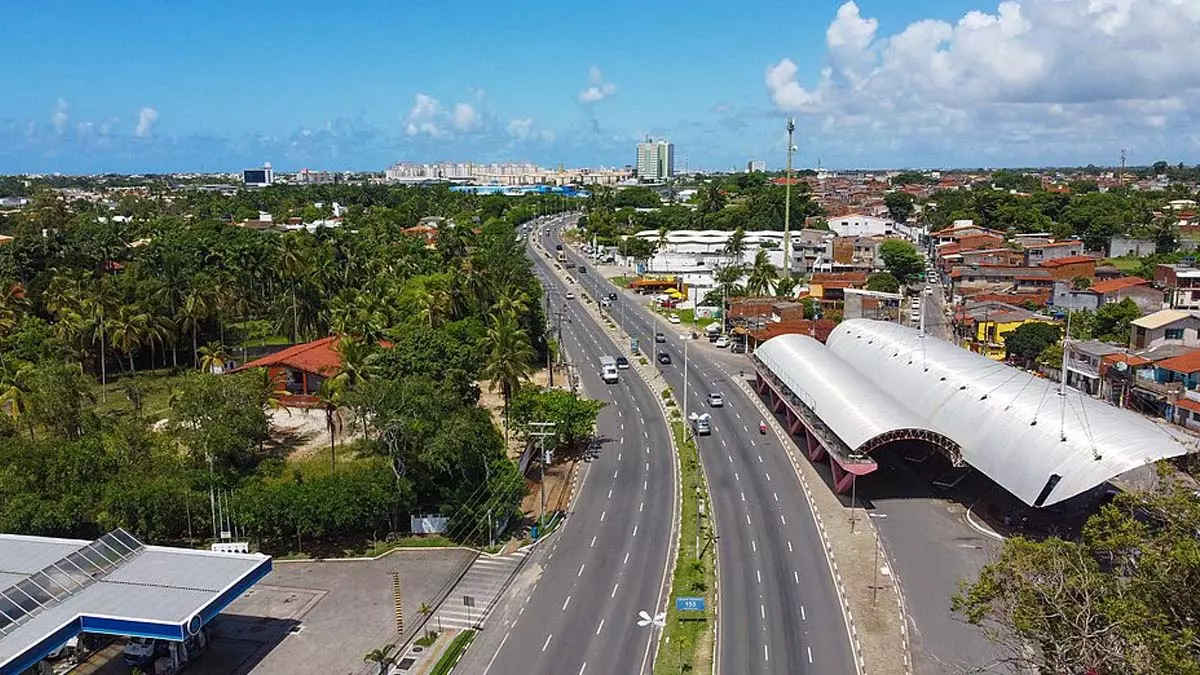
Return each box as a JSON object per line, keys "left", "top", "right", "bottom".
{"left": 1004, "top": 321, "right": 1062, "bottom": 363}
{"left": 879, "top": 239, "right": 924, "bottom": 282}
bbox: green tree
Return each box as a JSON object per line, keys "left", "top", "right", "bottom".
{"left": 1072, "top": 276, "right": 1092, "bottom": 290}
{"left": 1004, "top": 321, "right": 1062, "bottom": 363}
{"left": 884, "top": 192, "right": 915, "bottom": 223}
{"left": 774, "top": 275, "right": 798, "bottom": 299}
{"left": 1093, "top": 298, "right": 1143, "bottom": 343}
{"left": 197, "top": 341, "right": 229, "bottom": 374}
{"left": 745, "top": 249, "right": 778, "bottom": 297}
{"left": 865, "top": 272, "right": 900, "bottom": 294}
{"left": 0, "top": 362, "right": 36, "bottom": 440}
{"left": 879, "top": 240, "right": 924, "bottom": 282}
{"left": 509, "top": 386, "right": 605, "bottom": 456}
{"left": 479, "top": 314, "right": 535, "bottom": 439}
{"left": 363, "top": 645, "right": 395, "bottom": 675}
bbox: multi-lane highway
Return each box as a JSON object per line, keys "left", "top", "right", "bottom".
{"left": 548, "top": 220, "right": 857, "bottom": 674}
{"left": 460, "top": 214, "right": 677, "bottom": 675}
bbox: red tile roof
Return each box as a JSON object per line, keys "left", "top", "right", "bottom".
{"left": 1088, "top": 276, "right": 1149, "bottom": 295}
{"left": 1029, "top": 240, "right": 1083, "bottom": 249}
{"left": 749, "top": 319, "right": 837, "bottom": 344}
{"left": 236, "top": 337, "right": 342, "bottom": 376}
{"left": 1039, "top": 255, "right": 1097, "bottom": 268}
{"left": 811, "top": 272, "right": 868, "bottom": 284}
{"left": 1175, "top": 398, "right": 1200, "bottom": 414}
{"left": 1154, "top": 350, "right": 1200, "bottom": 375}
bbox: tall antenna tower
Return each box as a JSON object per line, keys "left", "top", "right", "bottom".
{"left": 1119, "top": 148, "right": 1127, "bottom": 185}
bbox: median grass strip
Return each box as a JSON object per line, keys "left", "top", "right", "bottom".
{"left": 654, "top": 421, "right": 717, "bottom": 675}
{"left": 429, "top": 629, "right": 476, "bottom": 675}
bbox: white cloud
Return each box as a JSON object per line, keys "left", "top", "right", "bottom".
{"left": 453, "top": 102, "right": 480, "bottom": 132}
{"left": 578, "top": 66, "right": 617, "bottom": 103}
{"left": 51, "top": 99, "right": 69, "bottom": 135}
{"left": 506, "top": 117, "right": 555, "bottom": 143}
{"left": 404, "top": 94, "right": 484, "bottom": 137}
{"left": 765, "top": 0, "right": 1200, "bottom": 164}
{"left": 135, "top": 107, "right": 159, "bottom": 138}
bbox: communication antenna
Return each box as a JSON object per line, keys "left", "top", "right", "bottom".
{"left": 1119, "top": 148, "right": 1127, "bottom": 185}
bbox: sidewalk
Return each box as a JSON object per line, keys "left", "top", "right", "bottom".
{"left": 428, "top": 549, "right": 529, "bottom": 632}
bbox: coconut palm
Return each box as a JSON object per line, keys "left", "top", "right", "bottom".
{"left": 362, "top": 645, "right": 395, "bottom": 675}
{"left": 106, "top": 303, "right": 151, "bottom": 374}
{"left": 197, "top": 341, "right": 230, "bottom": 374}
{"left": 178, "top": 283, "right": 211, "bottom": 369}
{"left": 0, "top": 362, "right": 36, "bottom": 440}
{"left": 313, "top": 378, "right": 345, "bottom": 473}
{"left": 745, "top": 249, "right": 778, "bottom": 297}
{"left": 480, "top": 313, "right": 535, "bottom": 439}
{"left": 723, "top": 226, "right": 747, "bottom": 266}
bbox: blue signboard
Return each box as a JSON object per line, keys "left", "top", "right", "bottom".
{"left": 675, "top": 597, "right": 705, "bottom": 612}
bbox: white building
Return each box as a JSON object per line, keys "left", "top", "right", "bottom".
{"left": 827, "top": 214, "right": 895, "bottom": 238}
{"left": 746, "top": 160, "right": 766, "bottom": 173}
{"left": 636, "top": 139, "right": 674, "bottom": 182}
{"left": 242, "top": 163, "right": 273, "bottom": 187}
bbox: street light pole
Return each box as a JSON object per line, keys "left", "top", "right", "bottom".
{"left": 784, "top": 117, "right": 796, "bottom": 278}
{"left": 529, "top": 422, "right": 556, "bottom": 536}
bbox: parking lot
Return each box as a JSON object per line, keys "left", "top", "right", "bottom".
{"left": 77, "top": 548, "right": 475, "bottom": 675}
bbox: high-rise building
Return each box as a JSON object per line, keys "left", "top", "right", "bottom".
{"left": 242, "top": 162, "right": 273, "bottom": 187}
{"left": 636, "top": 138, "right": 674, "bottom": 182}
{"left": 747, "top": 160, "right": 766, "bottom": 173}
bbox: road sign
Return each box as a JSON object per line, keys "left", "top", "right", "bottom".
{"left": 463, "top": 595, "right": 475, "bottom": 608}
{"left": 675, "top": 597, "right": 705, "bottom": 612}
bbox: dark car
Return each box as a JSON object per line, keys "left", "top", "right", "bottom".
{"left": 655, "top": 332, "right": 666, "bottom": 343}
{"left": 607, "top": 292, "right": 618, "bottom": 301}
{"left": 657, "top": 351, "right": 672, "bottom": 365}
{"left": 615, "top": 356, "right": 630, "bottom": 369}
{"left": 730, "top": 342, "right": 746, "bottom": 354}
{"left": 555, "top": 243, "right": 563, "bottom": 251}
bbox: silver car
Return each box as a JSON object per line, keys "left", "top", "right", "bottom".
{"left": 708, "top": 392, "right": 724, "bottom": 407}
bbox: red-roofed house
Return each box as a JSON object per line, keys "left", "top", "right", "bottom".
{"left": 1051, "top": 276, "right": 1164, "bottom": 314}
{"left": 1038, "top": 255, "right": 1098, "bottom": 282}
{"left": 233, "top": 337, "right": 344, "bottom": 407}
{"left": 1023, "top": 240, "right": 1085, "bottom": 266}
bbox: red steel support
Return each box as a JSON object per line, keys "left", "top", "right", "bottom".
{"left": 830, "top": 461, "right": 856, "bottom": 494}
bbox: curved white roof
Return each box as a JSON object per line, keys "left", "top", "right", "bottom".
{"left": 754, "top": 334, "right": 957, "bottom": 458}
{"left": 826, "top": 320, "right": 1196, "bottom": 506}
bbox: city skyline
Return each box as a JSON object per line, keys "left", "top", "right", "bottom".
{"left": 3, "top": 0, "right": 1200, "bottom": 175}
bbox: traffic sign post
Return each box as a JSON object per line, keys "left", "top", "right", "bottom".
{"left": 675, "top": 597, "right": 705, "bottom": 612}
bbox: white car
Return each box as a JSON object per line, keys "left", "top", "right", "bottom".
{"left": 925, "top": 286, "right": 933, "bottom": 296}
{"left": 668, "top": 314, "right": 681, "bottom": 324}
{"left": 708, "top": 392, "right": 724, "bottom": 407}
{"left": 714, "top": 336, "right": 730, "bottom": 348}
{"left": 565, "top": 292, "right": 576, "bottom": 300}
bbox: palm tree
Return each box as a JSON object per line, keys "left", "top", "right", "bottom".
{"left": 418, "top": 602, "right": 435, "bottom": 638}
{"left": 723, "top": 227, "right": 747, "bottom": 266}
{"left": 0, "top": 362, "right": 36, "bottom": 440}
{"left": 106, "top": 304, "right": 150, "bottom": 374}
{"left": 0, "top": 282, "right": 28, "bottom": 371}
{"left": 197, "top": 341, "right": 230, "bottom": 374}
{"left": 178, "top": 284, "right": 211, "bottom": 369}
{"left": 775, "top": 275, "right": 799, "bottom": 299}
{"left": 480, "top": 313, "right": 535, "bottom": 440}
{"left": 746, "top": 249, "right": 778, "bottom": 297}
{"left": 313, "top": 378, "right": 345, "bottom": 473}
{"left": 363, "top": 645, "right": 395, "bottom": 675}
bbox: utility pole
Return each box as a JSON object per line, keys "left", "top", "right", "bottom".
{"left": 784, "top": 117, "right": 796, "bottom": 278}
{"left": 529, "top": 422, "right": 557, "bottom": 537}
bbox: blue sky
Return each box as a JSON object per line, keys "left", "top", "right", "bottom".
{"left": 3, "top": 0, "right": 1198, "bottom": 174}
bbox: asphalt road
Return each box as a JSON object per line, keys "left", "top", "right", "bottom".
{"left": 549, "top": 222, "right": 856, "bottom": 674}
{"left": 463, "top": 214, "right": 677, "bottom": 675}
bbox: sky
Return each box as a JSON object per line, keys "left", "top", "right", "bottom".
{"left": 3, "top": 0, "right": 1200, "bottom": 174}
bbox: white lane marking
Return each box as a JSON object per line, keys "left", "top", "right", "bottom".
{"left": 736, "top": 412, "right": 742, "bottom": 420}
{"left": 611, "top": 583, "right": 620, "bottom": 598}
{"left": 746, "top": 513, "right": 751, "bottom": 526}
{"left": 750, "top": 440, "right": 756, "bottom": 447}
{"left": 639, "top": 501, "right": 644, "bottom": 513}
{"left": 760, "top": 604, "right": 766, "bottom": 619}
{"left": 633, "top": 525, "right": 638, "bottom": 537}
{"left": 562, "top": 596, "right": 571, "bottom": 611}
{"left": 740, "top": 492, "right": 745, "bottom": 502}
{"left": 735, "top": 472, "right": 740, "bottom": 481}
{"left": 578, "top": 663, "right": 587, "bottom": 675}
{"left": 600, "top": 510, "right": 606, "bottom": 522}
{"left": 596, "top": 619, "right": 605, "bottom": 635}
{"left": 620, "top": 423, "right": 624, "bottom": 430}
{"left": 757, "top": 454, "right": 763, "bottom": 463}
{"left": 728, "top": 454, "right": 733, "bottom": 463}
{"left": 623, "top": 551, "right": 630, "bottom": 564}
{"left": 801, "top": 605, "right": 807, "bottom": 621}
{"left": 607, "top": 489, "right": 613, "bottom": 499}
{"left": 807, "top": 646, "right": 813, "bottom": 663}
{"left": 613, "top": 469, "right": 619, "bottom": 479}
{"left": 643, "top": 430, "right": 649, "bottom": 438}
{"left": 773, "top": 492, "right": 779, "bottom": 502}
{"left": 543, "top": 634, "right": 553, "bottom": 652}
{"left": 643, "top": 480, "right": 647, "bottom": 490}
{"left": 578, "top": 564, "right": 586, "bottom": 577}
{"left": 794, "top": 570, "right": 800, "bottom": 584}
{"left": 765, "top": 644, "right": 769, "bottom": 663}
{"left": 618, "top": 452, "right": 622, "bottom": 461}
{"left": 590, "top": 536, "right": 596, "bottom": 547}
{"left": 756, "top": 569, "right": 761, "bottom": 584}
{"left": 788, "top": 541, "right": 794, "bottom": 552}
{"left": 781, "top": 515, "right": 787, "bottom": 525}
{"left": 765, "top": 472, "right": 771, "bottom": 481}
{"left": 752, "top": 540, "right": 757, "bottom": 553}
{"left": 721, "top": 438, "right": 728, "bottom": 447}
{"left": 645, "top": 462, "right": 649, "bottom": 472}
{"left": 742, "top": 425, "right": 749, "bottom": 432}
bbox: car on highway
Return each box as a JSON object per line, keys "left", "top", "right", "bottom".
{"left": 668, "top": 314, "right": 681, "bottom": 324}
{"left": 925, "top": 286, "right": 933, "bottom": 295}
{"left": 714, "top": 336, "right": 729, "bottom": 348}
{"left": 657, "top": 351, "right": 672, "bottom": 364}
{"left": 565, "top": 291, "right": 576, "bottom": 300}
{"left": 730, "top": 341, "right": 746, "bottom": 354}
{"left": 655, "top": 332, "right": 666, "bottom": 343}
{"left": 555, "top": 243, "right": 563, "bottom": 250}
{"left": 600, "top": 298, "right": 611, "bottom": 308}
{"left": 607, "top": 292, "right": 618, "bottom": 301}
{"left": 616, "top": 356, "right": 630, "bottom": 369}
{"left": 707, "top": 392, "right": 724, "bottom": 407}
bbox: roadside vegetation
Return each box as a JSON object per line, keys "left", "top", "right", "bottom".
{"left": 0, "top": 182, "right": 571, "bottom": 554}
{"left": 654, "top": 420, "right": 716, "bottom": 675}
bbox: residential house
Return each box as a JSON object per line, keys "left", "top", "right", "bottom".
{"left": 960, "top": 248, "right": 1024, "bottom": 267}
{"left": 1050, "top": 276, "right": 1163, "bottom": 314}
{"left": 1094, "top": 264, "right": 1124, "bottom": 281}
{"left": 830, "top": 236, "right": 882, "bottom": 273}
{"left": 843, "top": 288, "right": 901, "bottom": 321}
{"left": 931, "top": 220, "right": 1000, "bottom": 245}
{"left": 827, "top": 214, "right": 895, "bottom": 238}
{"left": 1108, "top": 236, "right": 1157, "bottom": 258}
{"left": 1064, "top": 340, "right": 1122, "bottom": 397}
{"left": 1038, "top": 256, "right": 1098, "bottom": 282}
{"left": 1143, "top": 350, "right": 1200, "bottom": 430}
{"left": 1129, "top": 309, "right": 1200, "bottom": 350}
{"left": 1024, "top": 240, "right": 1086, "bottom": 266}
{"left": 233, "top": 337, "right": 345, "bottom": 407}
{"left": 950, "top": 265, "right": 1052, "bottom": 292}
{"left": 954, "top": 301, "right": 1055, "bottom": 360}
{"left": 808, "top": 272, "right": 869, "bottom": 304}
{"left": 745, "top": 319, "right": 837, "bottom": 349}
{"left": 1154, "top": 264, "right": 1200, "bottom": 311}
